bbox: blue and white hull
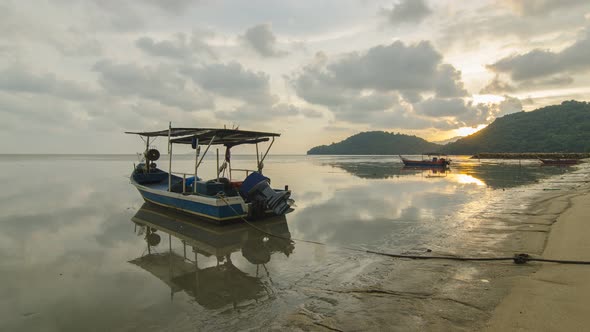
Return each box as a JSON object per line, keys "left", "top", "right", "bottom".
{"left": 132, "top": 180, "right": 249, "bottom": 222}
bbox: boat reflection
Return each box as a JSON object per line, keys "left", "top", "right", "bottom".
{"left": 129, "top": 203, "right": 294, "bottom": 309}
{"left": 400, "top": 166, "right": 450, "bottom": 178}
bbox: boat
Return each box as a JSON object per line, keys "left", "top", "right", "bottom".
{"left": 130, "top": 203, "right": 293, "bottom": 308}
{"left": 399, "top": 153, "right": 451, "bottom": 167}
{"left": 538, "top": 158, "right": 579, "bottom": 165}
{"left": 126, "top": 125, "right": 294, "bottom": 223}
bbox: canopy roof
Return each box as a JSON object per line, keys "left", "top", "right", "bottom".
{"left": 125, "top": 128, "right": 279, "bottom": 146}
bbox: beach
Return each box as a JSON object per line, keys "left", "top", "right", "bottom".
{"left": 485, "top": 187, "right": 590, "bottom": 331}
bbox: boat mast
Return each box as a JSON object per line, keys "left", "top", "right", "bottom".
{"left": 168, "top": 122, "right": 172, "bottom": 192}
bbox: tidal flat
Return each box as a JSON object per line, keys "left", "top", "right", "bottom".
{"left": 1, "top": 154, "right": 587, "bottom": 331}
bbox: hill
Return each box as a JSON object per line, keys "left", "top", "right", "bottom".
{"left": 442, "top": 100, "right": 590, "bottom": 154}
{"left": 306, "top": 131, "right": 441, "bottom": 155}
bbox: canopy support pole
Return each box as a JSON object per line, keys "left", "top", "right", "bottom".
{"left": 259, "top": 137, "right": 275, "bottom": 175}
{"left": 168, "top": 122, "right": 172, "bottom": 192}
{"left": 216, "top": 148, "right": 220, "bottom": 182}
{"left": 198, "top": 135, "right": 199, "bottom": 193}
{"left": 196, "top": 136, "right": 215, "bottom": 169}
{"left": 256, "top": 142, "right": 260, "bottom": 172}
{"left": 145, "top": 137, "right": 150, "bottom": 172}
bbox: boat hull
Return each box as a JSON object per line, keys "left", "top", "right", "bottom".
{"left": 132, "top": 181, "right": 249, "bottom": 223}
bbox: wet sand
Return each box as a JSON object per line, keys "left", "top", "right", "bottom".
{"left": 485, "top": 187, "right": 590, "bottom": 331}
{"left": 281, "top": 177, "right": 590, "bottom": 331}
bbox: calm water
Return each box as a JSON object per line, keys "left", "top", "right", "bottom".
{"left": 0, "top": 154, "right": 587, "bottom": 331}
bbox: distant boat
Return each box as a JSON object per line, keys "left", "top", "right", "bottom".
{"left": 538, "top": 158, "right": 579, "bottom": 165}
{"left": 126, "top": 125, "right": 294, "bottom": 223}
{"left": 399, "top": 154, "right": 451, "bottom": 167}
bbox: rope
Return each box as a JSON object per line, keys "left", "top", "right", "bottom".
{"left": 217, "top": 196, "right": 590, "bottom": 266}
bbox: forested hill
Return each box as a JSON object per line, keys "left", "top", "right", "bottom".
{"left": 306, "top": 131, "right": 441, "bottom": 155}
{"left": 442, "top": 100, "right": 590, "bottom": 154}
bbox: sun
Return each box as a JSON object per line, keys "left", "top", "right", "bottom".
{"left": 455, "top": 124, "right": 487, "bottom": 137}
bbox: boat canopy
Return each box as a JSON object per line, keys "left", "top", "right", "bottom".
{"left": 125, "top": 128, "right": 280, "bottom": 146}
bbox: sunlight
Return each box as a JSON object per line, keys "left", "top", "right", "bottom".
{"left": 472, "top": 94, "right": 505, "bottom": 104}
{"left": 454, "top": 174, "right": 486, "bottom": 186}
{"left": 455, "top": 124, "right": 487, "bottom": 137}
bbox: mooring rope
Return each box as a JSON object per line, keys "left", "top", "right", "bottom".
{"left": 218, "top": 196, "right": 590, "bottom": 266}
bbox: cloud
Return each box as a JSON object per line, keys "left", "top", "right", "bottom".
{"left": 500, "top": 0, "right": 589, "bottom": 16}
{"left": 414, "top": 98, "right": 473, "bottom": 117}
{"left": 181, "top": 62, "right": 277, "bottom": 105}
{"left": 381, "top": 0, "right": 432, "bottom": 25}
{"left": 215, "top": 103, "right": 301, "bottom": 123}
{"left": 241, "top": 24, "right": 287, "bottom": 57}
{"left": 480, "top": 76, "right": 517, "bottom": 94}
{"left": 135, "top": 31, "right": 216, "bottom": 60}
{"left": 0, "top": 66, "right": 96, "bottom": 101}
{"left": 439, "top": 3, "right": 590, "bottom": 49}
{"left": 481, "top": 75, "right": 574, "bottom": 94}
{"left": 289, "top": 41, "right": 471, "bottom": 129}
{"left": 93, "top": 60, "right": 213, "bottom": 111}
{"left": 487, "top": 30, "right": 590, "bottom": 81}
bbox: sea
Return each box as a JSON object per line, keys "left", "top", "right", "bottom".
{"left": 1, "top": 154, "right": 588, "bottom": 331}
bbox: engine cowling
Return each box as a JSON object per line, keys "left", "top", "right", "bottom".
{"left": 239, "top": 172, "right": 292, "bottom": 216}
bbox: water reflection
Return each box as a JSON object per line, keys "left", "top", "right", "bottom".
{"left": 325, "top": 160, "right": 569, "bottom": 189}
{"left": 130, "top": 203, "right": 294, "bottom": 309}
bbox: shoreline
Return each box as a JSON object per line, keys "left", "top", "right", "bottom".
{"left": 485, "top": 183, "right": 590, "bottom": 331}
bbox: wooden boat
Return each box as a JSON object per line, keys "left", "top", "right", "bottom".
{"left": 399, "top": 154, "right": 451, "bottom": 167}
{"left": 538, "top": 158, "right": 579, "bottom": 165}
{"left": 126, "top": 125, "right": 294, "bottom": 223}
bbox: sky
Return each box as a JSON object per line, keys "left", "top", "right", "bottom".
{"left": 1, "top": 0, "right": 590, "bottom": 154}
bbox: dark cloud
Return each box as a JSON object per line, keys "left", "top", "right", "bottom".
{"left": 241, "top": 24, "right": 287, "bottom": 57}
{"left": 480, "top": 76, "right": 517, "bottom": 94}
{"left": 414, "top": 98, "right": 473, "bottom": 117}
{"left": 215, "top": 103, "right": 301, "bottom": 123}
{"left": 381, "top": 0, "right": 432, "bottom": 25}
{"left": 434, "top": 64, "right": 469, "bottom": 97}
{"left": 181, "top": 62, "right": 277, "bottom": 105}
{"left": 93, "top": 60, "right": 213, "bottom": 111}
{"left": 488, "top": 30, "right": 590, "bottom": 81}
{"left": 481, "top": 75, "right": 574, "bottom": 94}
{"left": 0, "top": 66, "right": 96, "bottom": 101}
{"left": 494, "top": 95, "right": 523, "bottom": 117}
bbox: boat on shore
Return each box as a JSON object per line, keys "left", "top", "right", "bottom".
{"left": 399, "top": 154, "right": 451, "bottom": 168}
{"left": 126, "top": 125, "right": 294, "bottom": 223}
{"left": 538, "top": 158, "right": 579, "bottom": 165}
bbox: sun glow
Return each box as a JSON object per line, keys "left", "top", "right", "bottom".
{"left": 472, "top": 94, "right": 505, "bottom": 104}
{"left": 454, "top": 174, "right": 486, "bottom": 186}
{"left": 455, "top": 124, "right": 487, "bottom": 137}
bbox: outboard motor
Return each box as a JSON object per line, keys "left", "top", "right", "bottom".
{"left": 239, "top": 172, "right": 292, "bottom": 216}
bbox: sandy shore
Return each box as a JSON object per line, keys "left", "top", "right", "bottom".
{"left": 485, "top": 188, "right": 590, "bottom": 331}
